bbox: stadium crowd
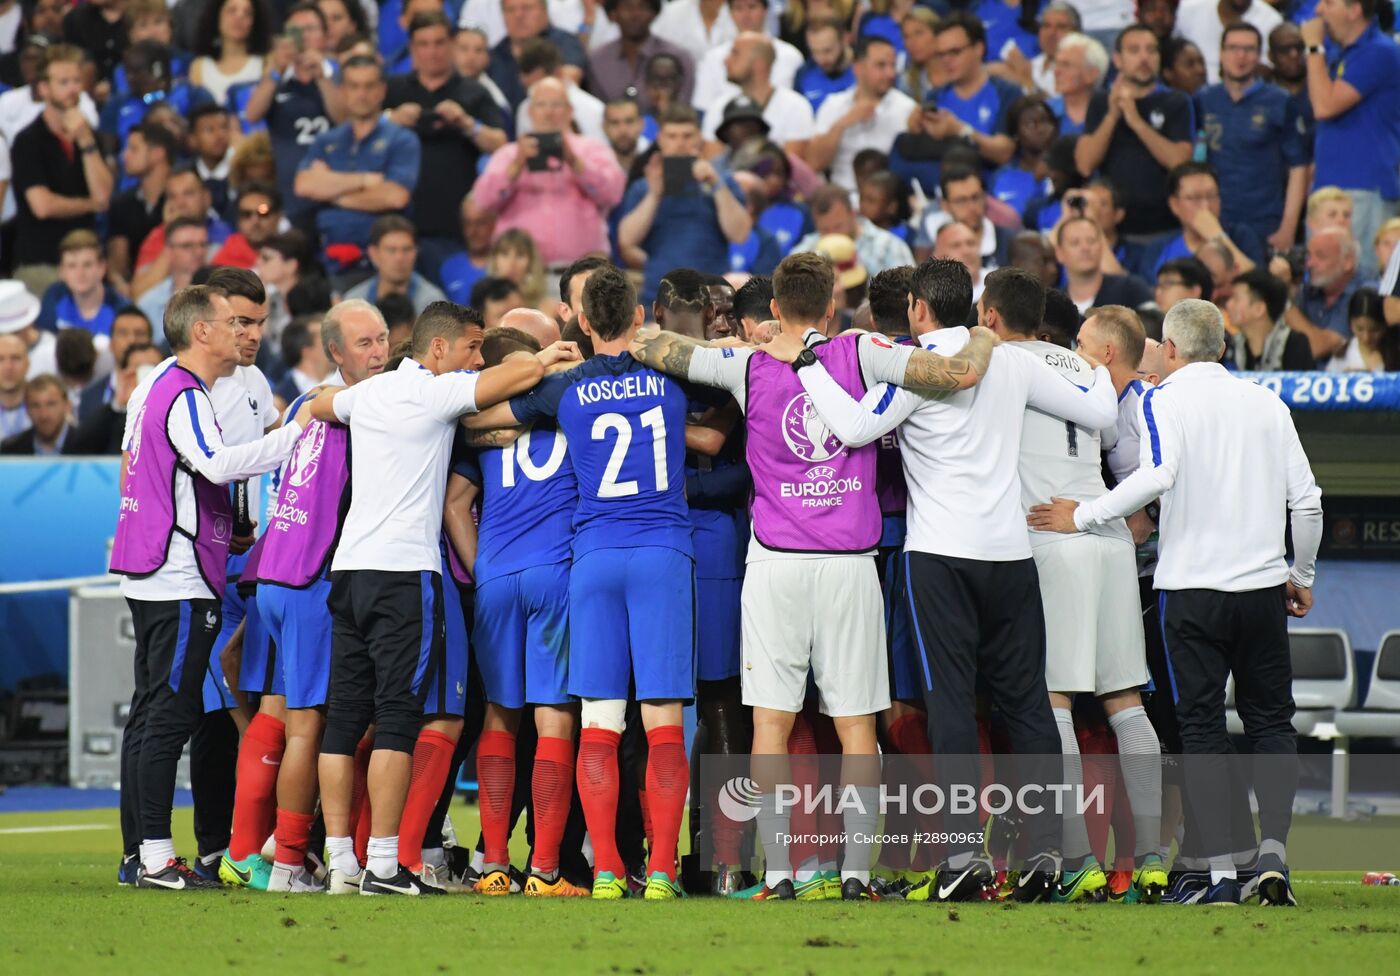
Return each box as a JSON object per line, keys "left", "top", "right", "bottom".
{"left": 0, "top": 0, "right": 1354, "bottom": 907}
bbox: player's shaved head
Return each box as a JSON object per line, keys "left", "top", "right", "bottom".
{"left": 1082, "top": 305, "right": 1145, "bottom": 369}
{"left": 581, "top": 264, "right": 640, "bottom": 342}
{"left": 482, "top": 326, "right": 542, "bottom": 366}
{"left": 499, "top": 306, "right": 560, "bottom": 347}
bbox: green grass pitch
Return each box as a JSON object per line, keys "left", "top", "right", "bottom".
{"left": 2, "top": 804, "right": 1398, "bottom": 974}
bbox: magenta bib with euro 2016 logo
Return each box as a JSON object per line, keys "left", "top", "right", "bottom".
{"left": 744, "top": 334, "right": 881, "bottom": 554}
{"left": 255, "top": 415, "right": 350, "bottom": 588}
{"left": 110, "top": 364, "right": 234, "bottom": 595}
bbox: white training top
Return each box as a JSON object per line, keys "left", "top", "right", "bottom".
{"left": 120, "top": 359, "right": 280, "bottom": 600}
{"left": 1015, "top": 339, "right": 1130, "bottom": 550}
{"left": 123, "top": 358, "right": 277, "bottom": 452}
{"left": 1074, "top": 361, "right": 1323, "bottom": 592}
{"left": 117, "top": 375, "right": 302, "bottom": 602}
{"left": 330, "top": 359, "right": 480, "bottom": 574}
{"left": 795, "top": 328, "right": 1117, "bottom": 562}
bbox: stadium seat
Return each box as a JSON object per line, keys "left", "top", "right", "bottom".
{"left": 1225, "top": 629, "right": 1355, "bottom": 737}
{"left": 1334, "top": 630, "right": 1400, "bottom": 740}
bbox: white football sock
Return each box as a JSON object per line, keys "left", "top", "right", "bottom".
{"left": 1054, "top": 708, "right": 1094, "bottom": 863}
{"left": 1209, "top": 854, "right": 1237, "bottom": 883}
{"left": 140, "top": 838, "right": 176, "bottom": 874}
{"left": 794, "top": 855, "right": 821, "bottom": 883}
{"left": 366, "top": 835, "right": 399, "bottom": 879}
{"left": 756, "top": 795, "right": 792, "bottom": 885}
{"left": 1107, "top": 705, "right": 1163, "bottom": 861}
{"left": 326, "top": 835, "right": 359, "bottom": 876}
{"left": 840, "top": 786, "right": 879, "bottom": 884}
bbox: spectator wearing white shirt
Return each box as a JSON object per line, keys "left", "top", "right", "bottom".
{"left": 514, "top": 37, "right": 607, "bottom": 143}
{"left": 1031, "top": 298, "right": 1322, "bottom": 907}
{"left": 650, "top": 0, "right": 737, "bottom": 57}
{"left": 457, "top": 0, "right": 617, "bottom": 50}
{"left": 808, "top": 35, "right": 917, "bottom": 192}
{"left": 1174, "top": 0, "right": 1281, "bottom": 83}
{"left": 701, "top": 33, "right": 814, "bottom": 155}
{"left": 992, "top": 0, "right": 1081, "bottom": 96}
{"left": 691, "top": 0, "right": 802, "bottom": 112}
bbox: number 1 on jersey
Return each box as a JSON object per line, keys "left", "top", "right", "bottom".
{"left": 593, "top": 406, "right": 668, "bottom": 498}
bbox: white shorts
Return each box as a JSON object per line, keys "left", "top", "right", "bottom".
{"left": 1034, "top": 533, "right": 1150, "bottom": 696}
{"left": 739, "top": 556, "right": 890, "bottom": 717}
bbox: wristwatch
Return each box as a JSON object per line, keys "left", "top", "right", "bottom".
{"left": 1306, "top": 44, "right": 1325, "bottom": 56}
{"left": 792, "top": 348, "right": 817, "bottom": 371}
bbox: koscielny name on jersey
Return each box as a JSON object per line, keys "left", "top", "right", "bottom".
{"left": 575, "top": 373, "right": 667, "bottom": 406}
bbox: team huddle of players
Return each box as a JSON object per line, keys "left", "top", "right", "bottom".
{"left": 113, "top": 251, "right": 1190, "bottom": 903}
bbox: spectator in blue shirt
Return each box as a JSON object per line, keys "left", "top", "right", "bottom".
{"left": 921, "top": 13, "right": 1019, "bottom": 168}
{"left": 439, "top": 196, "right": 496, "bottom": 304}
{"left": 977, "top": 0, "right": 1040, "bottom": 61}
{"left": 36, "top": 231, "right": 127, "bottom": 354}
{"left": 1150, "top": 161, "right": 1264, "bottom": 276}
{"left": 1268, "top": 23, "right": 1316, "bottom": 161}
{"left": 1286, "top": 224, "right": 1360, "bottom": 362}
{"left": 617, "top": 104, "right": 752, "bottom": 305}
{"left": 293, "top": 54, "right": 421, "bottom": 285}
{"left": 989, "top": 94, "right": 1058, "bottom": 219}
{"left": 1196, "top": 23, "right": 1308, "bottom": 251}
{"left": 795, "top": 15, "right": 855, "bottom": 111}
{"left": 488, "top": 0, "right": 587, "bottom": 112}
{"left": 1302, "top": 0, "right": 1400, "bottom": 280}
{"left": 98, "top": 40, "right": 214, "bottom": 154}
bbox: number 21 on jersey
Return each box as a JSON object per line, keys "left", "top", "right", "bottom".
{"left": 592, "top": 407, "right": 668, "bottom": 498}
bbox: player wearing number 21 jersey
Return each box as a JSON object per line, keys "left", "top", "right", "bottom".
{"left": 471, "top": 265, "right": 697, "bottom": 900}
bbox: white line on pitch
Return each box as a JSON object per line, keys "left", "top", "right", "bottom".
{"left": 0, "top": 823, "right": 114, "bottom": 834}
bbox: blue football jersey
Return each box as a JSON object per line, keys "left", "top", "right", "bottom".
{"left": 454, "top": 419, "right": 577, "bottom": 583}
{"left": 509, "top": 353, "right": 693, "bottom": 558}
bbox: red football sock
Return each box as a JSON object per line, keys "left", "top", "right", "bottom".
{"left": 476, "top": 729, "right": 517, "bottom": 868}
{"left": 887, "top": 713, "right": 932, "bottom": 756}
{"left": 228, "top": 712, "right": 285, "bottom": 860}
{"left": 645, "top": 726, "right": 687, "bottom": 881}
{"left": 577, "top": 728, "right": 624, "bottom": 878}
{"left": 638, "top": 788, "right": 653, "bottom": 852}
{"left": 531, "top": 736, "right": 575, "bottom": 875}
{"left": 398, "top": 729, "right": 456, "bottom": 872}
{"left": 273, "top": 808, "right": 315, "bottom": 867}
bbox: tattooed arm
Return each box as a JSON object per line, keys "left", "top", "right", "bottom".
{"left": 459, "top": 425, "right": 522, "bottom": 447}
{"left": 895, "top": 327, "right": 998, "bottom": 398}
{"left": 630, "top": 327, "right": 752, "bottom": 401}
{"left": 628, "top": 328, "right": 711, "bottom": 378}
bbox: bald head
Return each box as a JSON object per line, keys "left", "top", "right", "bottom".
{"left": 528, "top": 76, "right": 572, "bottom": 133}
{"left": 1138, "top": 338, "right": 1164, "bottom": 383}
{"left": 728, "top": 31, "right": 776, "bottom": 85}
{"left": 500, "top": 306, "right": 560, "bottom": 347}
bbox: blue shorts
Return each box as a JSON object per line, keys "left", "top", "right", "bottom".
{"left": 568, "top": 547, "right": 695, "bottom": 702}
{"left": 236, "top": 590, "right": 282, "bottom": 697}
{"left": 473, "top": 562, "right": 571, "bottom": 709}
{"left": 260, "top": 579, "right": 333, "bottom": 709}
{"left": 695, "top": 577, "right": 741, "bottom": 682}
{"left": 882, "top": 548, "right": 922, "bottom": 702}
{"left": 423, "top": 565, "right": 468, "bottom": 717}
{"left": 204, "top": 579, "right": 244, "bottom": 712}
